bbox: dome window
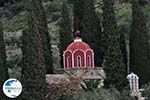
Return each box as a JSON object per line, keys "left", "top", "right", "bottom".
{"left": 77, "top": 56, "right": 82, "bottom": 68}
{"left": 87, "top": 56, "right": 91, "bottom": 67}
{"left": 67, "top": 56, "right": 71, "bottom": 68}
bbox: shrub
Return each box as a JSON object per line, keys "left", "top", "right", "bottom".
{"left": 142, "top": 83, "right": 150, "bottom": 100}
{"left": 64, "top": 88, "right": 120, "bottom": 100}
{"left": 80, "top": 79, "right": 103, "bottom": 91}
{"left": 46, "top": 78, "right": 80, "bottom": 100}
{"left": 64, "top": 87, "right": 131, "bottom": 100}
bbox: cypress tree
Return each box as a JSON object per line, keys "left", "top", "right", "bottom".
{"left": 102, "top": 0, "right": 127, "bottom": 90}
{"left": 73, "top": 0, "right": 84, "bottom": 32}
{"left": 120, "top": 32, "right": 128, "bottom": 68}
{"left": 130, "top": 0, "right": 150, "bottom": 85}
{"left": 82, "top": 0, "right": 103, "bottom": 67}
{"left": 31, "top": 0, "right": 53, "bottom": 74}
{"left": 73, "top": 0, "right": 102, "bottom": 66}
{"left": 59, "top": 0, "right": 73, "bottom": 68}
{"left": 20, "top": 13, "right": 47, "bottom": 100}
{"left": 0, "top": 22, "right": 9, "bottom": 99}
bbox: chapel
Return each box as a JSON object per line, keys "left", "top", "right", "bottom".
{"left": 46, "top": 31, "right": 105, "bottom": 85}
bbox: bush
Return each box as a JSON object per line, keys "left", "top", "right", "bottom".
{"left": 142, "top": 83, "right": 150, "bottom": 100}
{"left": 64, "top": 88, "right": 130, "bottom": 100}
{"left": 46, "top": 78, "right": 80, "bottom": 100}
{"left": 46, "top": 77, "right": 131, "bottom": 100}
{"left": 80, "top": 79, "right": 103, "bottom": 91}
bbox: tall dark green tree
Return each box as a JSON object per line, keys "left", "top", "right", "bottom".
{"left": 102, "top": 0, "right": 127, "bottom": 90}
{"left": 73, "top": 0, "right": 102, "bottom": 66}
{"left": 59, "top": 0, "right": 73, "bottom": 68}
{"left": 20, "top": 13, "right": 47, "bottom": 100}
{"left": 73, "top": 0, "right": 84, "bottom": 33}
{"left": 130, "top": 0, "right": 150, "bottom": 85}
{"left": 120, "top": 31, "right": 128, "bottom": 68}
{"left": 31, "top": 0, "right": 53, "bottom": 74}
{"left": 0, "top": 22, "right": 9, "bottom": 99}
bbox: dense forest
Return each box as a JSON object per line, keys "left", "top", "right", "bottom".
{"left": 0, "top": 0, "right": 150, "bottom": 100}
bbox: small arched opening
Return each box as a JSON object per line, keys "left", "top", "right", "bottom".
{"left": 66, "top": 56, "right": 71, "bottom": 68}
{"left": 77, "top": 56, "right": 82, "bottom": 68}
{"left": 87, "top": 55, "right": 91, "bottom": 67}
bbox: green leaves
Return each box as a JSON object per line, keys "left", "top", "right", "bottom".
{"left": 64, "top": 88, "right": 130, "bottom": 100}
{"left": 142, "top": 83, "right": 150, "bottom": 99}
{"left": 80, "top": 79, "right": 101, "bottom": 91}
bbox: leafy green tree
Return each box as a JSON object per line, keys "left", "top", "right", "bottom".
{"left": 130, "top": 0, "right": 150, "bottom": 85}
{"left": 59, "top": 0, "right": 73, "bottom": 68}
{"left": 20, "top": 13, "right": 47, "bottom": 100}
{"left": 73, "top": 0, "right": 102, "bottom": 66}
{"left": 30, "top": 0, "right": 53, "bottom": 74}
{"left": 102, "top": 0, "right": 127, "bottom": 90}
{"left": 0, "top": 22, "right": 9, "bottom": 99}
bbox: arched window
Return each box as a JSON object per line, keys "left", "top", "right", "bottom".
{"left": 77, "top": 56, "right": 81, "bottom": 68}
{"left": 67, "top": 56, "right": 71, "bottom": 68}
{"left": 87, "top": 56, "right": 91, "bottom": 67}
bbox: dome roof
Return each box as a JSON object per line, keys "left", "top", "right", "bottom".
{"left": 66, "top": 38, "right": 91, "bottom": 52}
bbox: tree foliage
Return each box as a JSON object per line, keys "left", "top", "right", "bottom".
{"left": 80, "top": 79, "right": 102, "bottom": 92}
{"left": 130, "top": 0, "right": 150, "bottom": 85}
{"left": 73, "top": 0, "right": 102, "bottom": 66}
{"left": 73, "top": 0, "right": 84, "bottom": 33}
{"left": 46, "top": 78, "right": 80, "bottom": 100}
{"left": 64, "top": 88, "right": 130, "bottom": 100}
{"left": 59, "top": 0, "right": 73, "bottom": 68}
{"left": 120, "top": 32, "right": 128, "bottom": 68}
{"left": 0, "top": 0, "right": 16, "bottom": 7}
{"left": 30, "top": 0, "right": 53, "bottom": 74}
{"left": 20, "top": 13, "right": 47, "bottom": 100}
{"left": 142, "top": 83, "right": 150, "bottom": 100}
{"left": 0, "top": 22, "right": 9, "bottom": 99}
{"left": 102, "top": 0, "right": 127, "bottom": 90}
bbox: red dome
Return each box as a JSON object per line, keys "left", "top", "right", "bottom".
{"left": 66, "top": 38, "right": 91, "bottom": 52}
{"left": 64, "top": 37, "right": 95, "bottom": 68}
